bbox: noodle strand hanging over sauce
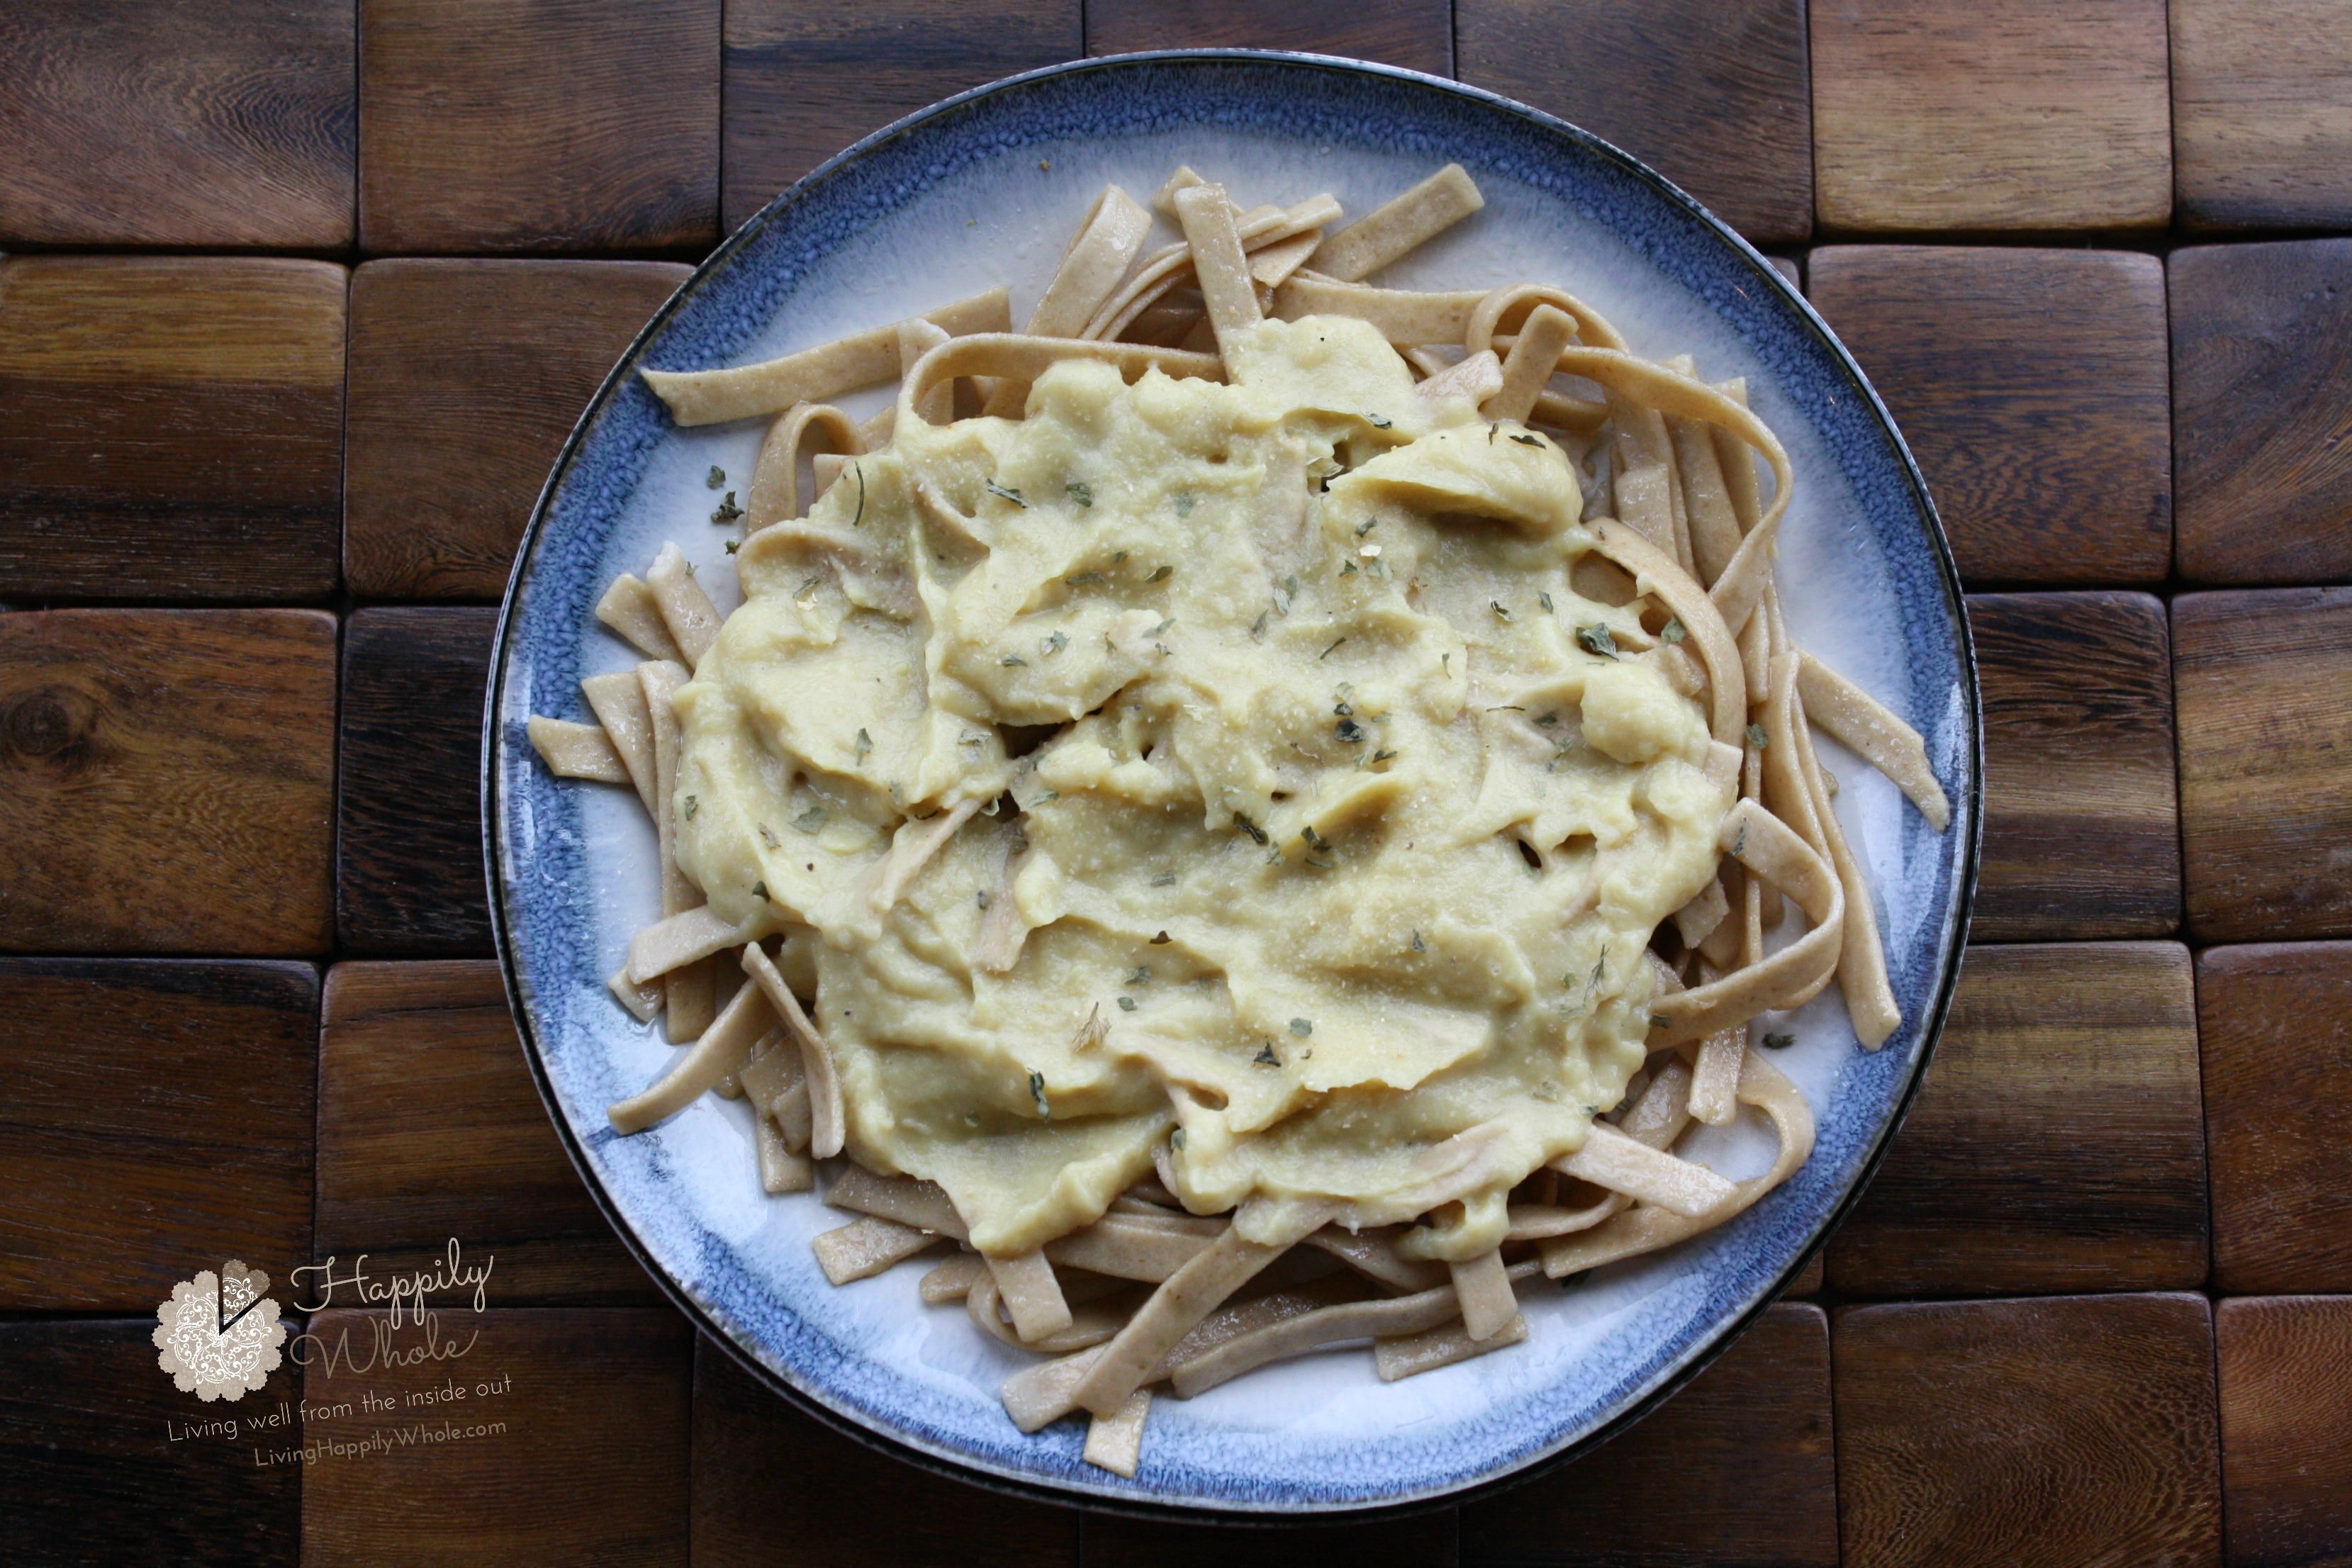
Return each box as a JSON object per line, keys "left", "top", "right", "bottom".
{"left": 529, "top": 164, "right": 1949, "bottom": 1478}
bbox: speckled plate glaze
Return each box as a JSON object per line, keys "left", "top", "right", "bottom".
{"left": 486, "top": 51, "right": 1981, "bottom": 1520}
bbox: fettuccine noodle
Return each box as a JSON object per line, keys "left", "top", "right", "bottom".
{"left": 530, "top": 164, "right": 1949, "bottom": 1479}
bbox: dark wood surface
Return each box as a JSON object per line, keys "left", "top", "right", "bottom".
{"left": 338, "top": 607, "right": 498, "bottom": 956}
{"left": 1827, "top": 943, "right": 2207, "bottom": 1297}
{"left": 2175, "top": 588, "right": 2352, "bottom": 943}
{"left": 2171, "top": 240, "right": 2352, "bottom": 586}
{"left": 0, "top": 257, "right": 346, "bottom": 602}
{"left": 1969, "top": 593, "right": 2182, "bottom": 940}
{"left": 722, "top": 0, "right": 1080, "bottom": 230}
{"left": 0, "top": 610, "right": 337, "bottom": 955}
{"left": 693, "top": 1337, "right": 1083, "bottom": 1568}
{"left": 2217, "top": 1296, "right": 2352, "bottom": 1568}
{"left": 1807, "top": 247, "right": 2172, "bottom": 586}
{"left": 1458, "top": 0, "right": 1811, "bottom": 245}
{"left": 0, "top": 1318, "right": 305, "bottom": 1567}
{"left": 0, "top": 0, "right": 354, "bottom": 249}
{"left": 2201, "top": 943, "right": 2352, "bottom": 1295}
{"left": 1835, "top": 1294, "right": 2222, "bottom": 1568}
{"left": 345, "top": 259, "right": 691, "bottom": 599}
{"left": 1459, "top": 1303, "right": 1837, "bottom": 1567}
{"left": 0, "top": 960, "right": 316, "bottom": 1311}
{"left": 1809, "top": 0, "right": 2173, "bottom": 234}
{"left": 2171, "top": 0, "right": 2352, "bottom": 233}
{"left": 1088, "top": 0, "right": 1451, "bottom": 78}
{"left": 10, "top": 4, "right": 2352, "bottom": 1562}
{"left": 318, "top": 961, "right": 659, "bottom": 1304}
{"left": 302, "top": 1308, "right": 693, "bottom": 1564}
{"left": 359, "top": 0, "right": 720, "bottom": 254}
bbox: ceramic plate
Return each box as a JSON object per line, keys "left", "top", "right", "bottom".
{"left": 486, "top": 50, "right": 1981, "bottom": 1518}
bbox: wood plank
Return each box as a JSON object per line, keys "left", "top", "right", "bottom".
{"left": 319, "top": 961, "right": 659, "bottom": 1304}
{"left": 1825, "top": 943, "right": 2207, "bottom": 1297}
{"left": 2173, "top": 0, "right": 2352, "bottom": 231}
{"left": 302, "top": 1307, "right": 690, "bottom": 1563}
{"left": 2171, "top": 240, "right": 2352, "bottom": 586}
{"left": 1835, "top": 1294, "right": 2221, "bottom": 1568}
{"left": 1807, "top": 247, "right": 2171, "bottom": 586}
{"left": 1783, "top": 1253, "right": 1824, "bottom": 1299}
{"left": 2176, "top": 588, "right": 2352, "bottom": 942}
{"left": 691, "top": 1336, "right": 1080, "bottom": 1567}
{"left": 1457, "top": 0, "right": 1812, "bottom": 245}
{"left": 722, "top": 0, "right": 1079, "bottom": 231}
{"left": 338, "top": 607, "right": 498, "bottom": 956}
{"left": 0, "top": 960, "right": 316, "bottom": 1311}
{"left": 2216, "top": 1297, "right": 2352, "bottom": 1568}
{"left": 359, "top": 0, "right": 719, "bottom": 254}
{"left": 2200, "top": 943, "right": 2352, "bottom": 1294}
{"left": 0, "top": 610, "right": 337, "bottom": 954}
{"left": 0, "top": 1319, "right": 302, "bottom": 1566}
{"left": 346, "top": 260, "right": 691, "bottom": 599}
{"left": 1086, "top": 0, "right": 1449, "bottom": 77}
{"left": 1459, "top": 1303, "right": 1836, "bottom": 1567}
{"left": 0, "top": 0, "right": 354, "bottom": 248}
{"left": 1087, "top": 1512, "right": 1454, "bottom": 1567}
{"left": 0, "top": 257, "right": 345, "bottom": 601}
{"left": 1810, "top": 0, "right": 2172, "bottom": 233}
{"left": 1970, "top": 593, "right": 2180, "bottom": 940}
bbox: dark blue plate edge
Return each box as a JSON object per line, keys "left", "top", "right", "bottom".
{"left": 481, "top": 47, "right": 1983, "bottom": 1525}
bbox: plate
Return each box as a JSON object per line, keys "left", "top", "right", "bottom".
{"left": 486, "top": 50, "right": 1981, "bottom": 1518}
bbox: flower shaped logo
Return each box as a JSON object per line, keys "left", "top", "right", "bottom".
{"left": 153, "top": 1261, "right": 286, "bottom": 1402}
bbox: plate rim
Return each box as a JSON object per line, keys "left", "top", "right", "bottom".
{"left": 481, "top": 45, "right": 1983, "bottom": 1523}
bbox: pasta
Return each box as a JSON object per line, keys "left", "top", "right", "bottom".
{"left": 528, "top": 163, "right": 1950, "bottom": 1477}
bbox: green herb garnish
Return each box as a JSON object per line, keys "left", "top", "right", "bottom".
{"left": 1747, "top": 723, "right": 1769, "bottom": 749}
{"left": 791, "top": 806, "right": 825, "bottom": 834}
{"left": 711, "top": 491, "right": 743, "bottom": 525}
{"left": 1289, "top": 1017, "right": 1314, "bottom": 1037}
{"left": 751, "top": 880, "right": 770, "bottom": 901}
{"left": 1146, "top": 564, "right": 1172, "bottom": 583}
{"left": 853, "top": 728, "right": 873, "bottom": 765}
{"left": 1576, "top": 624, "right": 1620, "bottom": 660}
{"left": 681, "top": 794, "right": 699, "bottom": 820}
{"left": 1117, "top": 995, "right": 1137, "bottom": 1012}
{"left": 1763, "top": 1031, "right": 1796, "bottom": 1050}
{"left": 1662, "top": 617, "right": 1688, "bottom": 644}
{"left": 985, "top": 478, "right": 1028, "bottom": 508}
{"left": 705, "top": 466, "right": 725, "bottom": 490}
{"left": 1066, "top": 481, "right": 1092, "bottom": 508}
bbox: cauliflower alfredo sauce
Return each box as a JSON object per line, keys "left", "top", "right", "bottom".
{"left": 678, "top": 315, "right": 1720, "bottom": 1264}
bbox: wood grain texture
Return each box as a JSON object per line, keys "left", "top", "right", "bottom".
{"left": 2200, "top": 943, "right": 2352, "bottom": 1294}
{"left": 2176, "top": 588, "right": 2352, "bottom": 942}
{"left": 338, "top": 608, "right": 498, "bottom": 956}
{"left": 0, "top": 1319, "right": 303, "bottom": 1567}
{"left": 1460, "top": 1303, "right": 1836, "bottom": 1567}
{"left": 0, "top": 960, "right": 315, "bottom": 1311}
{"left": 346, "top": 260, "right": 690, "bottom": 599}
{"left": 1825, "top": 943, "right": 2207, "bottom": 1297}
{"left": 302, "top": 1308, "right": 690, "bottom": 1564}
{"left": 1457, "top": 0, "right": 1811, "bottom": 244}
{"left": 0, "top": 0, "right": 354, "bottom": 247}
{"left": 692, "top": 1337, "right": 1080, "bottom": 1568}
{"left": 2173, "top": 0, "right": 2352, "bottom": 232}
{"left": 1970, "top": 593, "right": 2181, "bottom": 939}
{"left": 723, "top": 0, "right": 1079, "bottom": 229}
{"left": 0, "top": 257, "right": 345, "bottom": 601}
{"left": 1835, "top": 1294, "right": 2222, "bottom": 1568}
{"left": 2217, "top": 1297, "right": 2352, "bottom": 1568}
{"left": 1810, "top": 0, "right": 2172, "bottom": 233}
{"left": 1086, "top": 1512, "right": 1454, "bottom": 1566}
{"left": 0, "top": 610, "right": 337, "bottom": 954}
{"left": 2171, "top": 241, "right": 2352, "bottom": 586}
{"left": 359, "top": 0, "right": 719, "bottom": 254}
{"left": 1784, "top": 1252, "right": 1824, "bottom": 1298}
{"left": 1087, "top": 0, "right": 1448, "bottom": 77}
{"left": 320, "top": 962, "right": 658, "bottom": 1304}
{"left": 1807, "top": 247, "right": 2171, "bottom": 586}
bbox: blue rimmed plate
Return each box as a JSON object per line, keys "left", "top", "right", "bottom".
{"left": 485, "top": 50, "right": 1980, "bottom": 1519}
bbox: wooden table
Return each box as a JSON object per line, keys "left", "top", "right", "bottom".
{"left": 4, "top": 1, "right": 2350, "bottom": 1562}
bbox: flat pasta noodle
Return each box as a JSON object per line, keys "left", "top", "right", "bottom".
{"left": 520, "top": 164, "right": 1957, "bottom": 1476}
